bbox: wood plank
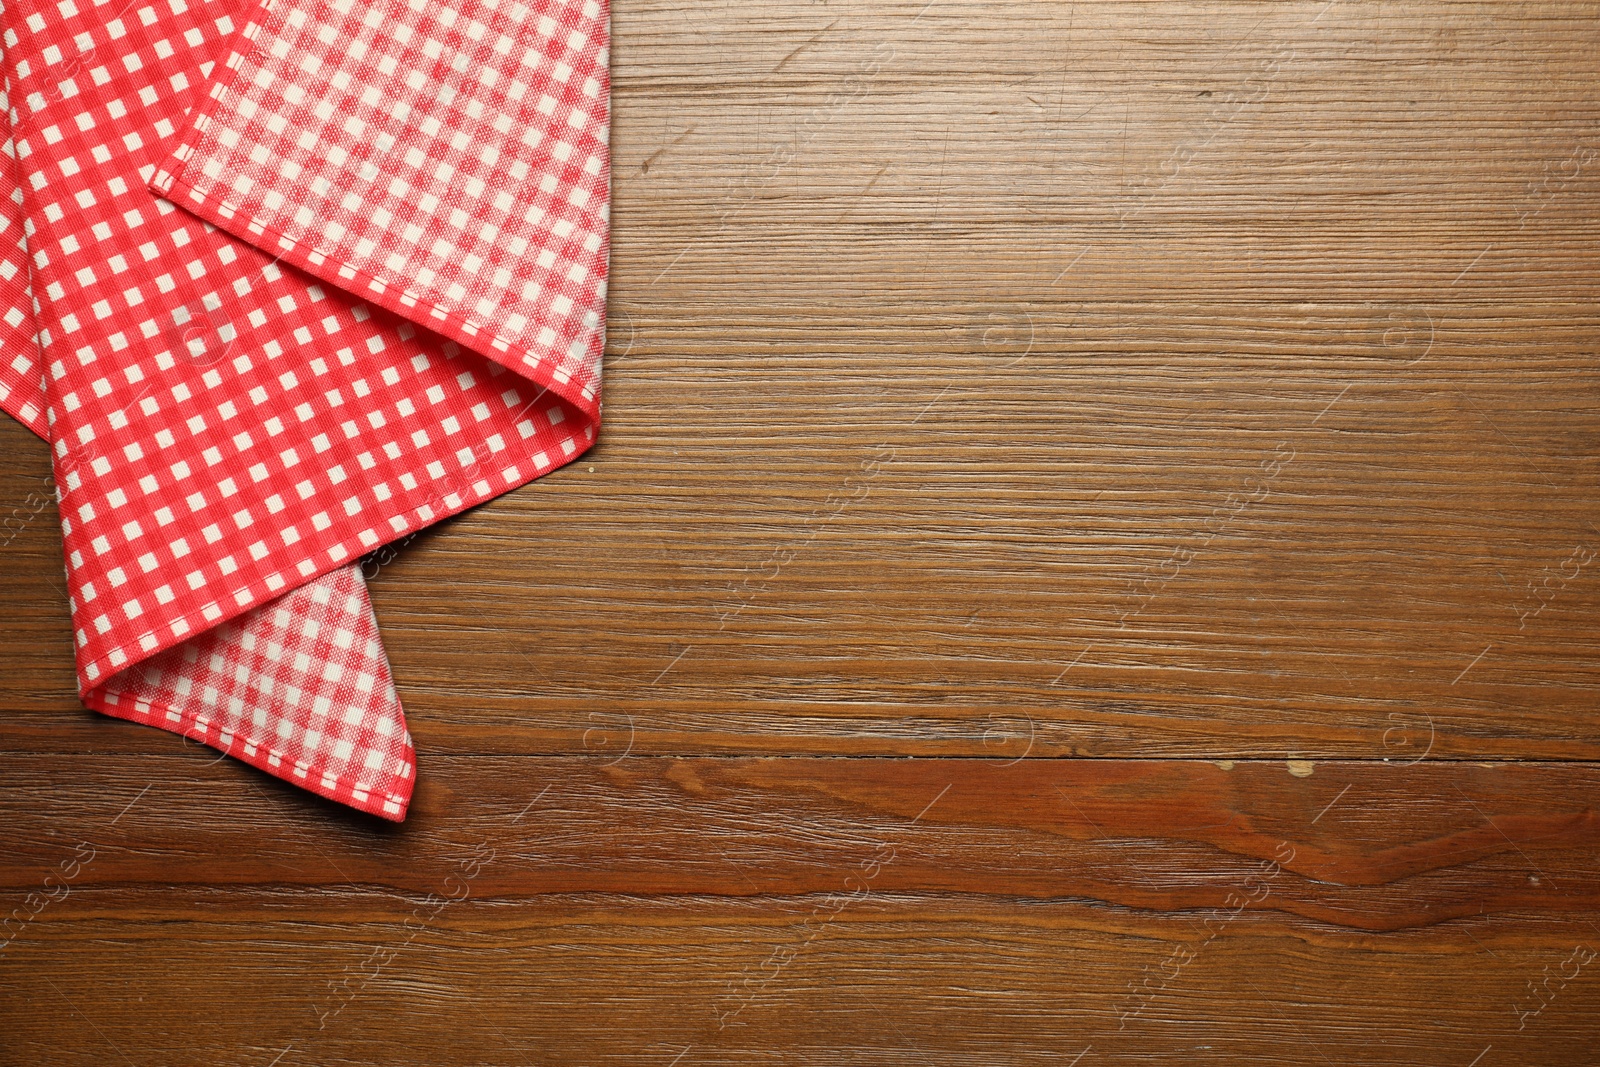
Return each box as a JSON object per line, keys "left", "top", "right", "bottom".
{"left": 5, "top": 896, "right": 1599, "bottom": 1066}
{"left": 363, "top": 0, "right": 1600, "bottom": 756}
{"left": 3, "top": 755, "right": 1599, "bottom": 1065}
{"left": 3, "top": 755, "right": 1597, "bottom": 930}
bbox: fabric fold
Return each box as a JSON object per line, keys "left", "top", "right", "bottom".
{"left": 2, "top": 6, "right": 416, "bottom": 820}
{"left": 2, "top": 0, "right": 608, "bottom": 818}
{"left": 90, "top": 562, "right": 415, "bottom": 819}
{"left": 152, "top": 0, "right": 610, "bottom": 428}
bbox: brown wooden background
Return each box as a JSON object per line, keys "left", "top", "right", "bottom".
{"left": 4, "top": 1, "right": 1600, "bottom": 1063}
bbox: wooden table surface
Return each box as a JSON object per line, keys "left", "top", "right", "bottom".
{"left": 4, "top": 1, "right": 1600, "bottom": 1063}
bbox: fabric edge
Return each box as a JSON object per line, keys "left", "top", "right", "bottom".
{"left": 83, "top": 681, "right": 414, "bottom": 821}
{"left": 0, "top": 389, "right": 48, "bottom": 438}
{"left": 151, "top": 168, "right": 603, "bottom": 428}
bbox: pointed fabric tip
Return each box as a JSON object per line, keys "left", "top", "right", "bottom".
{"left": 87, "top": 564, "right": 416, "bottom": 822}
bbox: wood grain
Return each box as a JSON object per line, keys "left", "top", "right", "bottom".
{"left": 3, "top": 756, "right": 1600, "bottom": 1063}
{"left": 6, "top": 755, "right": 1600, "bottom": 928}
{"left": 3, "top": 0, "right": 1599, "bottom": 1063}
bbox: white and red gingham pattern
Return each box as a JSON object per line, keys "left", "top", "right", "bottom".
{"left": 8, "top": 0, "right": 598, "bottom": 690}
{"left": 1, "top": 0, "right": 608, "bottom": 819}
{"left": 154, "top": 0, "right": 609, "bottom": 418}
{"left": 95, "top": 563, "right": 414, "bottom": 818}
{"left": 3, "top": 4, "right": 416, "bottom": 821}
{"left": 10, "top": 0, "right": 599, "bottom": 684}
{"left": 0, "top": 67, "right": 46, "bottom": 437}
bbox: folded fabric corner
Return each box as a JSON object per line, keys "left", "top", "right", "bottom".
{"left": 88, "top": 563, "right": 416, "bottom": 821}
{"left": 151, "top": 0, "right": 609, "bottom": 425}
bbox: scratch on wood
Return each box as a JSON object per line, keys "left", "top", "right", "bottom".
{"left": 773, "top": 19, "right": 840, "bottom": 73}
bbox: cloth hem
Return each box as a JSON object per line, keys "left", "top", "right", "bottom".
{"left": 83, "top": 683, "right": 414, "bottom": 821}
{"left": 150, "top": 168, "right": 601, "bottom": 427}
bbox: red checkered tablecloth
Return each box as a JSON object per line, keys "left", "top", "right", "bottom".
{"left": 0, "top": 0, "right": 609, "bottom": 820}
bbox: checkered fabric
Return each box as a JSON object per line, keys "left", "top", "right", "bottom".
{"left": 1, "top": 0, "right": 608, "bottom": 820}
{"left": 154, "top": 0, "right": 610, "bottom": 415}
{"left": 0, "top": 70, "right": 45, "bottom": 437}
{"left": 95, "top": 563, "right": 414, "bottom": 818}
{"left": 1, "top": 2, "right": 419, "bottom": 821}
